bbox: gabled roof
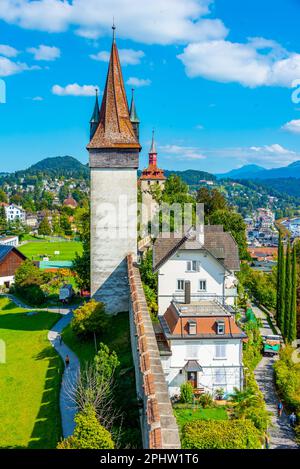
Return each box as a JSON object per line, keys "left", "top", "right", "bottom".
{"left": 0, "top": 245, "right": 27, "bottom": 263}
{"left": 153, "top": 225, "right": 240, "bottom": 272}
{"left": 87, "top": 37, "right": 141, "bottom": 150}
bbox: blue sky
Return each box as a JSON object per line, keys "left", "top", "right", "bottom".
{"left": 0, "top": 0, "right": 300, "bottom": 174}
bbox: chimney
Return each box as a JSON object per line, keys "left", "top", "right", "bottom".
{"left": 196, "top": 203, "right": 205, "bottom": 245}
{"left": 184, "top": 281, "right": 191, "bottom": 304}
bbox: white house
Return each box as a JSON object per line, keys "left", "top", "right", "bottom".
{"left": 154, "top": 225, "right": 239, "bottom": 316}
{"left": 0, "top": 236, "right": 19, "bottom": 247}
{"left": 1, "top": 203, "right": 26, "bottom": 222}
{"left": 153, "top": 224, "right": 245, "bottom": 397}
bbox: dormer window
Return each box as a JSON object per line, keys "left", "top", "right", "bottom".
{"left": 188, "top": 321, "right": 197, "bottom": 335}
{"left": 216, "top": 321, "right": 225, "bottom": 335}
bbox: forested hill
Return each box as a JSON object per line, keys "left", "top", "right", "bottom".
{"left": 0, "top": 156, "right": 89, "bottom": 181}
{"left": 22, "top": 156, "right": 89, "bottom": 178}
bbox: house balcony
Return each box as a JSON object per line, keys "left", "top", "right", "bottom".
{"left": 171, "top": 293, "right": 235, "bottom": 314}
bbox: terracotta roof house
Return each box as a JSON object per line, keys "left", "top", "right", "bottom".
{"left": 153, "top": 224, "right": 244, "bottom": 397}
{"left": 0, "top": 245, "right": 27, "bottom": 288}
{"left": 63, "top": 196, "right": 78, "bottom": 209}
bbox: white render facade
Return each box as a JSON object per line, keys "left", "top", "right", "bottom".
{"left": 160, "top": 338, "right": 243, "bottom": 397}
{"left": 157, "top": 249, "right": 238, "bottom": 316}
{"left": 4, "top": 204, "right": 26, "bottom": 222}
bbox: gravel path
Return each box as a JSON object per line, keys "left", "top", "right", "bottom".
{"left": 252, "top": 304, "right": 298, "bottom": 449}
{"left": 48, "top": 311, "right": 80, "bottom": 438}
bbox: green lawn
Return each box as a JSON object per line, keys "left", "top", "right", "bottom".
{"left": 174, "top": 405, "right": 228, "bottom": 430}
{"left": 0, "top": 297, "right": 63, "bottom": 448}
{"left": 62, "top": 311, "right": 141, "bottom": 448}
{"left": 19, "top": 241, "right": 83, "bottom": 261}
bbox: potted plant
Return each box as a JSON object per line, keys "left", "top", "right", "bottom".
{"left": 215, "top": 388, "right": 225, "bottom": 401}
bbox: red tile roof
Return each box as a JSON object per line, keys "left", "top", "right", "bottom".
{"left": 87, "top": 39, "right": 141, "bottom": 150}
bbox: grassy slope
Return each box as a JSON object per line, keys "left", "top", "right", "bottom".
{"left": 19, "top": 241, "right": 83, "bottom": 261}
{"left": 174, "top": 406, "right": 228, "bottom": 430}
{"left": 0, "top": 297, "right": 62, "bottom": 448}
{"left": 62, "top": 311, "right": 141, "bottom": 447}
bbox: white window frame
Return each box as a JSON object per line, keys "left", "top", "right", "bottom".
{"left": 198, "top": 279, "right": 207, "bottom": 292}
{"left": 186, "top": 260, "right": 200, "bottom": 272}
{"left": 188, "top": 321, "right": 197, "bottom": 335}
{"left": 217, "top": 321, "right": 225, "bottom": 335}
{"left": 176, "top": 279, "right": 185, "bottom": 291}
{"left": 214, "top": 344, "right": 227, "bottom": 360}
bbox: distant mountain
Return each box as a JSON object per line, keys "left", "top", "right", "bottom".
{"left": 218, "top": 160, "right": 300, "bottom": 180}
{"left": 17, "top": 156, "right": 89, "bottom": 178}
{"left": 217, "top": 164, "right": 266, "bottom": 179}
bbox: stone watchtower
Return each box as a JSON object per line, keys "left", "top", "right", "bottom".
{"left": 87, "top": 27, "right": 141, "bottom": 313}
{"left": 139, "top": 131, "right": 166, "bottom": 235}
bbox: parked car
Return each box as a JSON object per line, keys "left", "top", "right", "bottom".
{"left": 262, "top": 334, "right": 281, "bottom": 356}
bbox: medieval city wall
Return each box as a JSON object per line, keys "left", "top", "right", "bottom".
{"left": 127, "top": 254, "right": 180, "bottom": 449}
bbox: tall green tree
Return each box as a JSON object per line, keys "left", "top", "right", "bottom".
{"left": 209, "top": 209, "right": 249, "bottom": 260}
{"left": 73, "top": 208, "right": 90, "bottom": 291}
{"left": 38, "top": 216, "right": 51, "bottom": 236}
{"left": 288, "top": 245, "right": 297, "bottom": 343}
{"left": 276, "top": 233, "right": 283, "bottom": 329}
{"left": 279, "top": 240, "right": 286, "bottom": 335}
{"left": 284, "top": 240, "right": 292, "bottom": 339}
{"left": 0, "top": 205, "right": 7, "bottom": 234}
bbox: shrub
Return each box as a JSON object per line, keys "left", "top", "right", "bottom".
{"left": 142, "top": 283, "right": 158, "bottom": 322}
{"left": 94, "top": 342, "right": 120, "bottom": 383}
{"left": 71, "top": 300, "right": 109, "bottom": 339}
{"left": 14, "top": 260, "right": 46, "bottom": 305}
{"left": 181, "top": 419, "right": 262, "bottom": 449}
{"left": 180, "top": 382, "right": 194, "bottom": 404}
{"left": 199, "top": 393, "right": 214, "bottom": 408}
{"left": 14, "top": 259, "right": 43, "bottom": 288}
{"left": 273, "top": 345, "right": 300, "bottom": 413}
{"left": 18, "top": 284, "right": 46, "bottom": 306}
{"left": 57, "top": 404, "right": 114, "bottom": 449}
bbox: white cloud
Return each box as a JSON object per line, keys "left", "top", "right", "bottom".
{"left": 0, "top": 0, "right": 227, "bottom": 44}
{"left": 178, "top": 38, "right": 300, "bottom": 88}
{"left": 32, "top": 96, "right": 43, "bottom": 101}
{"left": 0, "top": 56, "right": 39, "bottom": 76}
{"left": 52, "top": 83, "right": 99, "bottom": 96}
{"left": 0, "top": 44, "right": 19, "bottom": 57}
{"left": 90, "top": 48, "right": 144, "bottom": 65}
{"left": 126, "top": 77, "right": 151, "bottom": 87}
{"left": 160, "top": 144, "right": 206, "bottom": 160}
{"left": 195, "top": 124, "right": 204, "bottom": 130}
{"left": 282, "top": 119, "right": 300, "bottom": 134}
{"left": 211, "top": 144, "right": 298, "bottom": 167}
{"left": 27, "top": 44, "right": 61, "bottom": 61}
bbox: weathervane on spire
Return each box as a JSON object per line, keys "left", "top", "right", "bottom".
{"left": 112, "top": 18, "right": 116, "bottom": 42}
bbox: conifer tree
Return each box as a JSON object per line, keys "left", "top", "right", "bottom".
{"left": 279, "top": 239, "right": 286, "bottom": 335}
{"left": 284, "top": 240, "right": 292, "bottom": 339}
{"left": 288, "top": 245, "right": 297, "bottom": 343}
{"left": 276, "top": 233, "right": 282, "bottom": 328}
{"left": 0, "top": 205, "right": 7, "bottom": 234}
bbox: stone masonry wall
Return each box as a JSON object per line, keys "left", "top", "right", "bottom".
{"left": 127, "top": 254, "right": 180, "bottom": 449}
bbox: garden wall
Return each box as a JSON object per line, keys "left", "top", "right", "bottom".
{"left": 127, "top": 254, "right": 180, "bottom": 449}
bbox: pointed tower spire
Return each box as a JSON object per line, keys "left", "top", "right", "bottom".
{"left": 129, "top": 88, "right": 140, "bottom": 141}
{"left": 89, "top": 88, "right": 100, "bottom": 140}
{"left": 149, "top": 129, "right": 157, "bottom": 166}
{"left": 87, "top": 26, "right": 140, "bottom": 150}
